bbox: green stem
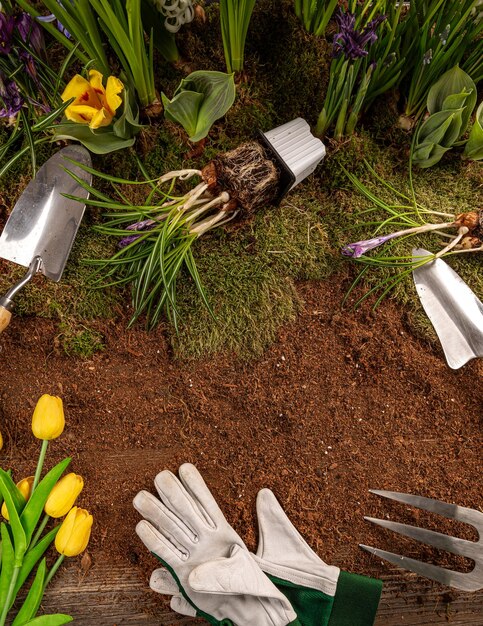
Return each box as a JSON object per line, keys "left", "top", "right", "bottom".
{"left": 44, "top": 554, "right": 65, "bottom": 590}
{"left": 0, "top": 565, "right": 20, "bottom": 626}
{"left": 32, "top": 440, "right": 49, "bottom": 494}
{"left": 29, "top": 513, "right": 50, "bottom": 550}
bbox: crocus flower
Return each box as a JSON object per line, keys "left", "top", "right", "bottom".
{"left": 55, "top": 506, "right": 93, "bottom": 556}
{"left": 342, "top": 234, "right": 395, "bottom": 258}
{"left": 0, "top": 12, "right": 14, "bottom": 55}
{"left": 119, "top": 219, "right": 156, "bottom": 248}
{"left": 333, "top": 11, "right": 386, "bottom": 60}
{"left": 0, "top": 72, "right": 24, "bottom": 118}
{"left": 45, "top": 473, "right": 84, "bottom": 518}
{"left": 37, "top": 13, "right": 71, "bottom": 39}
{"left": 15, "top": 12, "right": 44, "bottom": 55}
{"left": 61, "top": 70, "right": 124, "bottom": 130}
{"left": 32, "top": 394, "right": 65, "bottom": 440}
{"left": 2, "top": 476, "right": 34, "bottom": 520}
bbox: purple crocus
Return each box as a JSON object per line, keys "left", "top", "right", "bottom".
{"left": 119, "top": 219, "right": 157, "bottom": 248}
{"left": 0, "top": 72, "right": 24, "bottom": 118}
{"left": 0, "top": 12, "right": 15, "bottom": 55}
{"left": 342, "top": 234, "right": 395, "bottom": 258}
{"left": 333, "top": 11, "right": 386, "bottom": 60}
{"left": 15, "top": 13, "right": 45, "bottom": 56}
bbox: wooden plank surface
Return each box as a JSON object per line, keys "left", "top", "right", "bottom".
{"left": 39, "top": 556, "right": 483, "bottom": 625}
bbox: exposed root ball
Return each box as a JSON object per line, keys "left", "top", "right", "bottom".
{"left": 212, "top": 142, "right": 281, "bottom": 213}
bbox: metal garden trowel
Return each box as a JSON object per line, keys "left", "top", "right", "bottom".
{"left": 0, "top": 145, "right": 92, "bottom": 333}
{"left": 412, "top": 248, "right": 483, "bottom": 369}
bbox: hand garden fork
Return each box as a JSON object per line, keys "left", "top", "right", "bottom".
{"left": 360, "top": 490, "right": 483, "bottom": 591}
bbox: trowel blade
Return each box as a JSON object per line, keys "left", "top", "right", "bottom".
{"left": 412, "top": 248, "right": 483, "bottom": 369}
{"left": 0, "top": 145, "right": 92, "bottom": 281}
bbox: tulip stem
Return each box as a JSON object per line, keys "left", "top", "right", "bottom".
{"left": 0, "top": 565, "right": 20, "bottom": 626}
{"left": 29, "top": 513, "right": 50, "bottom": 550}
{"left": 44, "top": 554, "right": 65, "bottom": 590}
{"left": 32, "top": 439, "right": 49, "bottom": 493}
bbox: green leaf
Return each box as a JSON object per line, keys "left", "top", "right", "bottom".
{"left": 22, "top": 615, "right": 73, "bottom": 625}
{"left": 0, "top": 523, "right": 15, "bottom": 610}
{"left": 0, "top": 470, "right": 27, "bottom": 566}
{"left": 427, "top": 65, "right": 477, "bottom": 132}
{"left": 162, "top": 71, "right": 236, "bottom": 142}
{"left": 20, "top": 458, "right": 71, "bottom": 545}
{"left": 140, "top": 0, "right": 179, "bottom": 62}
{"left": 413, "top": 142, "right": 450, "bottom": 168}
{"left": 15, "top": 527, "right": 60, "bottom": 597}
{"left": 0, "top": 470, "right": 27, "bottom": 515}
{"left": 464, "top": 101, "right": 483, "bottom": 160}
{"left": 52, "top": 124, "right": 136, "bottom": 154}
{"left": 12, "top": 559, "right": 47, "bottom": 626}
{"left": 417, "top": 108, "right": 465, "bottom": 147}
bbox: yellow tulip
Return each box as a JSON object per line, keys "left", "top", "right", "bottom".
{"left": 0, "top": 429, "right": 3, "bottom": 450}
{"left": 44, "top": 473, "right": 84, "bottom": 518}
{"left": 31, "top": 394, "right": 65, "bottom": 440}
{"left": 2, "top": 476, "right": 34, "bottom": 520}
{"left": 55, "top": 506, "right": 93, "bottom": 557}
{"left": 61, "top": 70, "right": 124, "bottom": 130}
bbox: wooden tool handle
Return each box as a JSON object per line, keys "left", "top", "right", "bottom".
{"left": 0, "top": 306, "right": 12, "bottom": 333}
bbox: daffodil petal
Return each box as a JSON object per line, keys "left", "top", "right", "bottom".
{"left": 65, "top": 104, "right": 99, "bottom": 124}
{"left": 89, "top": 107, "right": 113, "bottom": 129}
{"left": 105, "top": 75, "right": 124, "bottom": 114}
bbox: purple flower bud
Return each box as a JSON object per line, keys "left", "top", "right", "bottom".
{"left": 19, "top": 50, "right": 40, "bottom": 86}
{"left": 15, "top": 12, "right": 45, "bottom": 55}
{"left": 341, "top": 234, "right": 395, "bottom": 258}
{"left": 0, "top": 12, "right": 15, "bottom": 56}
{"left": 0, "top": 71, "right": 24, "bottom": 118}
{"left": 119, "top": 219, "right": 156, "bottom": 248}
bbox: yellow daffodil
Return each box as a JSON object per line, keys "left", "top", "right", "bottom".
{"left": 2, "top": 476, "right": 34, "bottom": 520}
{"left": 45, "top": 473, "right": 84, "bottom": 518}
{"left": 32, "top": 394, "right": 65, "bottom": 440}
{"left": 55, "top": 506, "right": 93, "bottom": 557}
{"left": 61, "top": 70, "right": 124, "bottom": 130}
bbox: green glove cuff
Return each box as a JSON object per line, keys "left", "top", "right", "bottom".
{"left": 267, "top": 575, "right": 335, "bottom": 626}
{"left": 328, "top": 571, "right": 382, "bottom": 626}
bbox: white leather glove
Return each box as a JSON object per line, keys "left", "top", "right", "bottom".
{"left": 133, "top": 464, "right": 299, "bottom": 626}
{"left": 149, "top": 488, "right": 383, "bottom": 626}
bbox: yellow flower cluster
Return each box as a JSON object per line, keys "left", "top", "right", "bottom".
{"left": 2, "top": 394, "right": 93, "bottom": 557}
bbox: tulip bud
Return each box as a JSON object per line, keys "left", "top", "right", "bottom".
{"left": 45, "top": 473, "right": 84, "bottom": 518}
{"left": 32, "top": 394, "right": 65, "bottom": 440}
{"left": 0, "top": 429, "right": 3, "bottom": 450}
{"left": 2, "top": 476, "right": 34, "bottom": 520}
{"left": 55, "top": 506, "right": 93, "bottom": 557}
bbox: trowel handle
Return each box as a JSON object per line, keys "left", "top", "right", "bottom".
{"left": 0, "top": 257, "right": 42, "bottom": 334}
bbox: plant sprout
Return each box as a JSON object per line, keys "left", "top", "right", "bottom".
{"left": 66, "top": 141, "right": 282, "bottom": 330}
{"left": 341, "top": 160, "right": 482, "bottom": 307}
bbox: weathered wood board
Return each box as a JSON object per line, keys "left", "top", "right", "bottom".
{"left": 40, "top": 555, "right": 483, "bottom": 625}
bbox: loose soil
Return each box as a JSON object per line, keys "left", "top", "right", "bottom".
{"left": 0, "top": 277, "right": 482, "bottom": 623}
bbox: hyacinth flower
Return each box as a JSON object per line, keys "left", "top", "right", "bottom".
{"left": 315, "top": 7, "right": 387, "bottom": 139}
{"left": 340, "top": 161, "right": 482, "bottom": 307}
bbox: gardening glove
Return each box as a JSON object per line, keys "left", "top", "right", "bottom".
{"left": 133, "top": 463, "right": 300, "bottom": 626}
{"left": 150, "top": 488, "right": 382, "bottom": 626}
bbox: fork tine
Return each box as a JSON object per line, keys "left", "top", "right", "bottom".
{"left": 369, "top": 490, "right": 483, "bottom": 531}
{"left": 359, "top": 544, "right": 482, "bottom": 592}
{"left": 364, "top": 516, "right": 478, "bottom": 559}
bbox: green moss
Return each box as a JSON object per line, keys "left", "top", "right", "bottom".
{"left": 59, "top": 322, "right": 105, "bottom": 358}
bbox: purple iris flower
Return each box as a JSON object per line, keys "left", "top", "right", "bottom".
{"left": 0, "top": 72, "right": 24, "bottom": 118}
{"left": 341, "top": 234, "right": 395, "bottom": 258}
{"left": 0, "top": 12, "right": 15, "bottom": 55}
{"left": 333, "top": 11, "right": 386, "bottom": 60}
{"left": 15, "top": 13, "right": 45, "bottom": 56}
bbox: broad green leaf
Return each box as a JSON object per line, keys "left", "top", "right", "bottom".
{"left": 413, "top": 143, "right": 450, "bottom": 168}
{"left": 442, "top": 89, "right": 472, "bottom": 112}
{"left": 0, "top": 470, "right": 27, "bottom": 565}
{"left": 418, "top": 108, "right": 465, "bottom": 147}
{"left": 0, "top": 523, "right": 14, "bottom": 610}
{"left": 163, "top": 71, "right": 236, "bottom": 142}
{"left": 427, "top": 65, "right": 477, "bottom": 132}
{"left": 0, "top": 470, "right": 27, "bottom": 515}
{"left": 464, "top": 101, "right": 483, "bottom": 160}
{"left": 12, "top": 559, "right": 47, "bottom": 626}
{"left": 23, "top": 615, "right": 73, "bottom": 625}
{"left": 53, "top": 125, "right": 136, "bottom": 154}
{"left": 112, "top": 89, "right": 144, "bottom": 139}
{"left": 20, "top": 458, "right": 71, "bottom": 545}
{"left": 15, "top": 527, "right": 60, "bottom": 597}
{"left": 162, "top": 91, "right": 204, "bottom": 139}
